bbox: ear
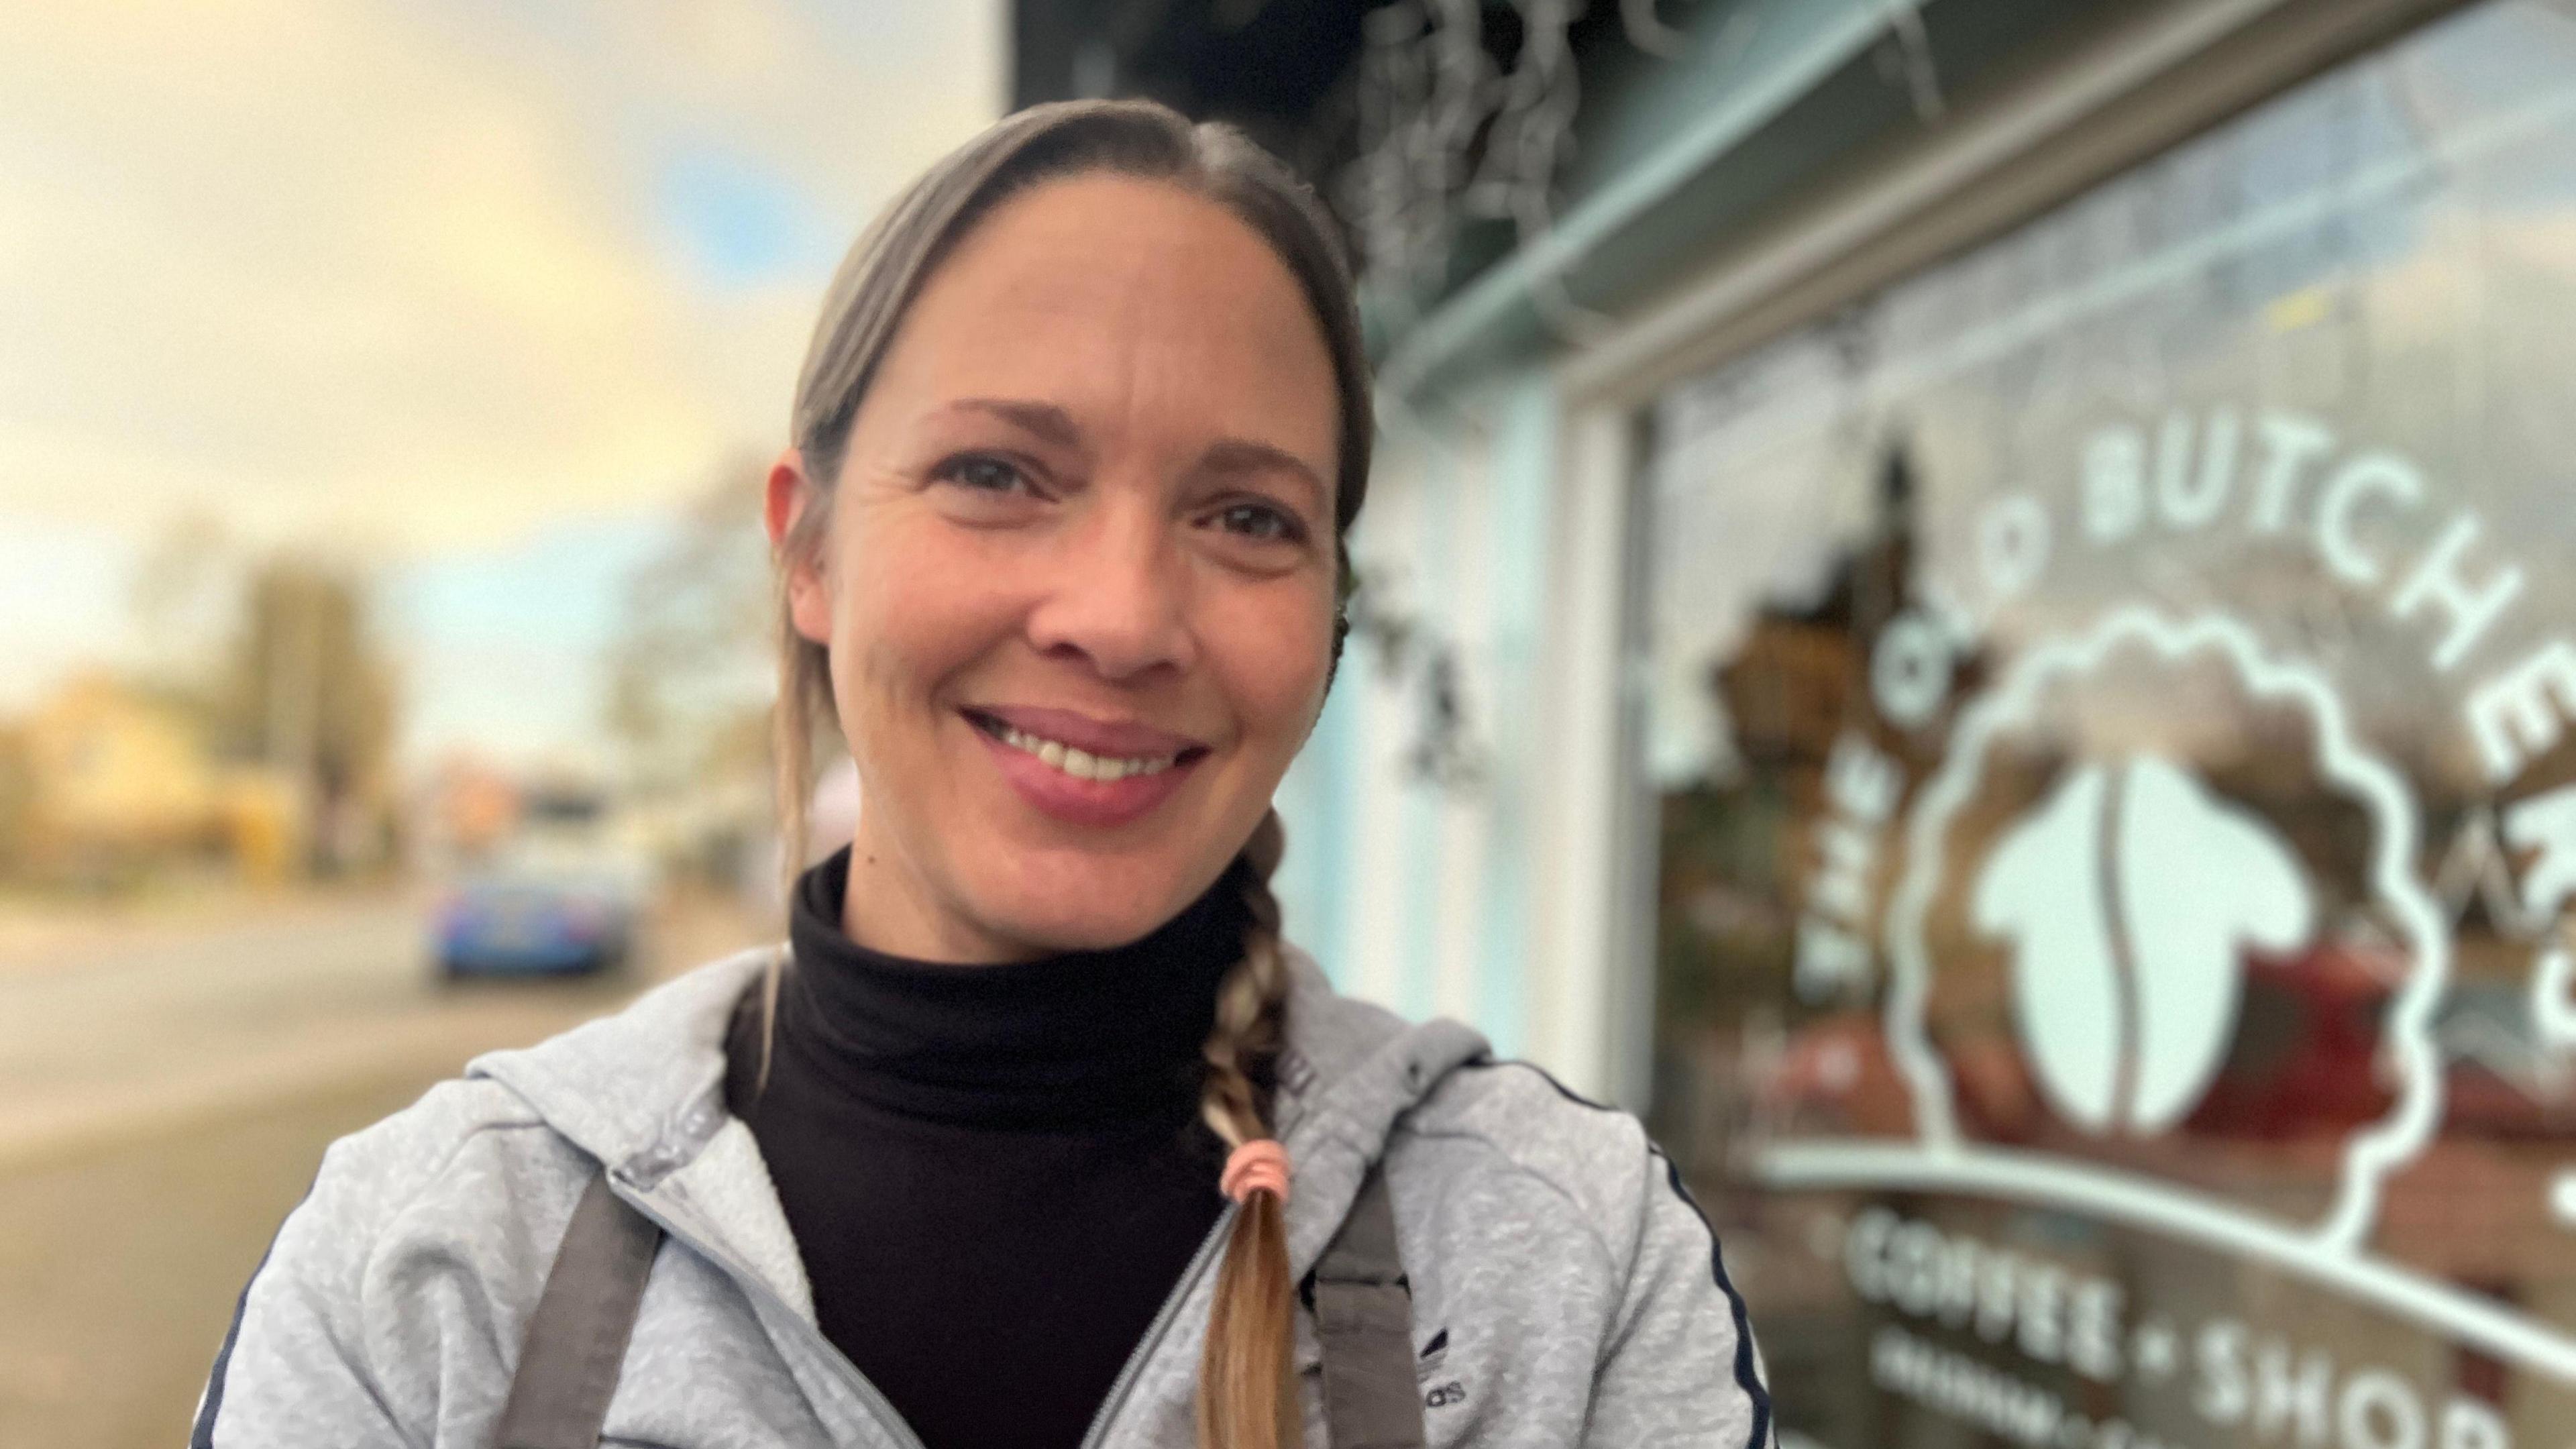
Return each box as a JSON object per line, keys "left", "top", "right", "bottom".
{"left": 765, "top": 449, "right": 834, "bottom": 647}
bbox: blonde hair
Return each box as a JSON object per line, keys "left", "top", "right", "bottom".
{"left": 768, "top": 99, "right": 1372, "bottom": 1449}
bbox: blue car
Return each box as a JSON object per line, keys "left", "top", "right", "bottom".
{"left": 434, "top": 862, "right": 638, "bottom": 980}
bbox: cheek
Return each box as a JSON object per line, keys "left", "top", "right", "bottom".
{"left": 829, "top": 520, "right": 1017, "bottom": 742}
{"left": 1203, "top": 584, "right": 1336, "bottom": 752}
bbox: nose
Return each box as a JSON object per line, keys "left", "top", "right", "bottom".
{"left": 1022, "top": 497, "right": 1198, "bottom": 683}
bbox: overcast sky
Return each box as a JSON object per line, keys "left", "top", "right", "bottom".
{"left": 0, "top": 0, "right": 1002, "bottom": 765}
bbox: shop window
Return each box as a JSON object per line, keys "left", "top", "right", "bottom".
{"left": 1642, "top": 3, "right": 2576, "bottom": 1444}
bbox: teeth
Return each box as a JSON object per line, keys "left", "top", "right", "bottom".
{"left": 990, "top": 721, "right": 1177, "bottom": 783}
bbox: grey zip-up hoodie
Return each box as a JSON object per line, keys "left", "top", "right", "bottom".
{"left": 193, "top": 945, "right": 1773, "bottom": 1448}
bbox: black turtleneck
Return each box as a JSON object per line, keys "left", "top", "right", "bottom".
{"left": 724, "top": 846, "right": 1246, "bottom": 1449}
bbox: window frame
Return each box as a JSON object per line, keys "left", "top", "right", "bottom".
{"left": 1527, "top": 0, "right": 2476, "bottom": 1105}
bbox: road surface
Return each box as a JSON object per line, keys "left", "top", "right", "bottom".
{"left": 0, "top": 885, "right": 770, "bottom": 1448}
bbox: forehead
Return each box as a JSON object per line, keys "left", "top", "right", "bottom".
{"left": 873, "top": 173, "right": 1340, "bottom": 465}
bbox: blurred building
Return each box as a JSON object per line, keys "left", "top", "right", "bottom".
{"left": 1026, "top": 2, "right": 2576, "bottom": 1445}
{"left": 11, "top": 674, "right": 301, "bottom": 888}
{"left": 0, "top": 549, "right": 404, "bottom": 891}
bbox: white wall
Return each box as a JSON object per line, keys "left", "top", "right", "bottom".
{"left": 1274, "top": 366, "right": 1644, "bottom": 1101}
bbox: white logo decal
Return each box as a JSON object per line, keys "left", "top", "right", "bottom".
{"left": 1976, "top": 753, "right": 2312, "bottom": 1135}
{"left": 1883, "top": 608, "right": 2447, "bottom": 1248}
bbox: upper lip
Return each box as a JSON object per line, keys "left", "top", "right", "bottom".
{"left": 967, "top": 704, "right": 1209, "bottom": 759}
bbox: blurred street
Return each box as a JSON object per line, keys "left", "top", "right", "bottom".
{"left": 0, "top": 888, "right": 769, "bottom": 1448}
{"left": 0, "top": 7, "right": 992, "bottom": 1440}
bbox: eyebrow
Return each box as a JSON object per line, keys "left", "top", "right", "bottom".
{"left": 950, "top": 396, "right": 1083, "bottom": 447}
{"left": 1199, "top": 437, "right": 1328, "bottom": 513}
{"left": 948, "top": 396, "right": 1330, "bottom": 511}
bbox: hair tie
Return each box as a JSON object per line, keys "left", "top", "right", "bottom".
{"left": 1220, "top": 1139, "right": 1291, "bottom": 1205}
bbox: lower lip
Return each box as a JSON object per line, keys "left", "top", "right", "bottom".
{"left": 971, "top": 724, "right": 1199, "bottom": 828}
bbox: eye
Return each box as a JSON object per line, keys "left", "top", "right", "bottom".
{"left": 1211, "top": 501, "right": 1307, "bottom": 544}
{"left": 932, "top": 453, "right": 1032, "bottom": 496}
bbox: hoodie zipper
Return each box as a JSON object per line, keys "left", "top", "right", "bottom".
{"left": 608, "top": 1178, "right": 935, "bottom": 1449}
{"left": 1075, "top": 1201, "right": 1239, "bottom": 1449}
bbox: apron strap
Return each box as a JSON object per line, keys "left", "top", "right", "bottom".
{"left": 494, "top": 1171, "right": 664, "bottom": 1449}
{"left": 1311, "top": 1163, "right": 1429, "bottom": 1449}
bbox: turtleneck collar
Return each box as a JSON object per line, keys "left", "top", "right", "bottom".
{"left": 778, "top": 845, "right": 1251, "bottom": 1129}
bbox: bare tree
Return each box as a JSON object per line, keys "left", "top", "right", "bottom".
{"left": 602, "top": 454, "right": 774, "bottom": 797}
{"left": 217, "top": 557, "right": 398, "bottom": 875}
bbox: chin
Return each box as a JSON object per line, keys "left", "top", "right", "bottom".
{"left": 973, "top": 849, "right": 1218, "bottom": 954}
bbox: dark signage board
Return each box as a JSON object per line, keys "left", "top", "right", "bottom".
{"left": 1642, "top": 5, "right": 2576, "bottom": 1446}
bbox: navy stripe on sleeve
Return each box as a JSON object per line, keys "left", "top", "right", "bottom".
{"left": 1652, "top": 1148, "right": 1775, "bottom": 1449}
{"left": 191, "top": 1180, "right": 313, "bottom": 1448}
{"left": 1458, "top": 1061, "right": 1775, "bottom": 1448}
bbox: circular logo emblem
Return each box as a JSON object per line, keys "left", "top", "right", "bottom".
{"left": 1885, "top": 606, "right": 2451, "bottom": 1247}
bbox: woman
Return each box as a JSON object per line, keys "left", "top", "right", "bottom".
{"left": 193, "top": 99, "right": 1772, "bottom": 1449}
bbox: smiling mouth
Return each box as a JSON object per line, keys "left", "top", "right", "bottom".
{"left": 964, "top": 710, "right": 1210, "bottom": 784}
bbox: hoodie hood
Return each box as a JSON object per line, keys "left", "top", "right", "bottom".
{"left": 466, "top": 947, "right": 766, "bottom": 1182}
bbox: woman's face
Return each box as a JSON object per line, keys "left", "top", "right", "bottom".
{"left": 769, "top": 173, "right": 1341, "bottom": 961}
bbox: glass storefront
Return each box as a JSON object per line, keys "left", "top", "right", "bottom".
{"left": 1642, "top": 3, "right": 2576, "bottom": 1444}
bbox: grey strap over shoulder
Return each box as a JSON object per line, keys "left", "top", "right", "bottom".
{"left": 492, "top": 1173, "right": 665, "bottom": 1449}
{"left": 1308, "top": 1162, "right": 1430, "bottom": 1448}
{"left": 498, "top": 1162, "right": 1425, "bottom": 1448}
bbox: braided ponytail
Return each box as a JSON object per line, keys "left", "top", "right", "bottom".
{"left": 1197, "top": 810, "right": 1299, "bottom": 1448}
